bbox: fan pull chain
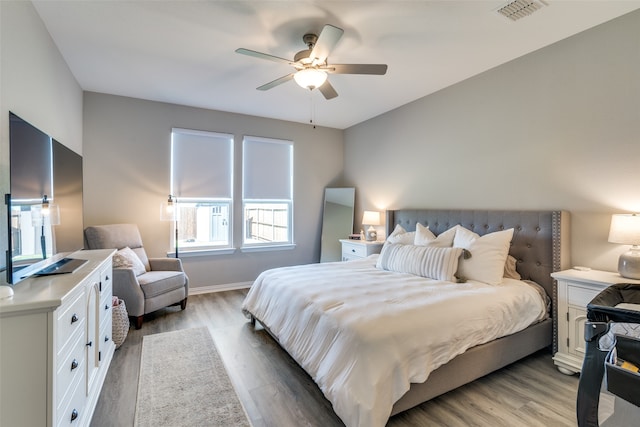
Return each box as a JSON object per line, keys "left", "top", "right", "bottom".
{"left": 309, "top": 89, "right": 316, "bottom": 129}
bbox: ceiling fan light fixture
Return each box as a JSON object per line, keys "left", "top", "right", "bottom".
{"left": 293, "top": 68, "right": 327, "bottom": 90}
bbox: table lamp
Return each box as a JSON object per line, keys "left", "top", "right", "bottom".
{"left": 608, "top": 213, "right": 640, "bottom": 279}
{"left": 362, "top": 210, "right": 380, "bottom": 242}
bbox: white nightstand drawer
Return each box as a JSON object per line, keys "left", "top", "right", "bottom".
{"left": 342, "top": 242, "right": 367, "bottom": 258}
{"left": 567, "top": 284, "right": 599, "bottom": 307}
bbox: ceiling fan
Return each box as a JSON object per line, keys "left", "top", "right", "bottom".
{"left": 235, "top": 24, "right": 387, "bottom": 100}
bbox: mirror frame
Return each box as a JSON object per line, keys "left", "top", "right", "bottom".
{"left": 320, "top": 187, "right": 355, "bottom": 263}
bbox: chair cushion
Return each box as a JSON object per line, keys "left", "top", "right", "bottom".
{"left": 137, "top": 271, "right": 186, "bottom": 298}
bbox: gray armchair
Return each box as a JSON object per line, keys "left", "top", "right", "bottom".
{"left": 84, "top": 224, "right": 188, "bottom": 329}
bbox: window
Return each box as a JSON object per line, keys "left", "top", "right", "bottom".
{"left": 242, "top": 136, "right": 293, "bottom": 248}
{"left": 171, "top": 128, "right": 233, "bottom": 252}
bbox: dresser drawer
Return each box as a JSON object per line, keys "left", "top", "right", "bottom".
{"left": 99, "top": 266, "right": 112, "bottom": 295}
{"left": 99, "top": 291, "right": 112, "bottom": 328}
{"left": 56, "top": 373, "right": 85, "bottom": 427}
{"left": 567, "top": 283, "right": 599, "bottom": 307}
{"left": 56, "top": 289, "right": 86, "bottom": 354}
{"left": 100, "top": 316, "right": 113, "bottom": 354}
{"left": 342, "top": 242, "right": 367, "bottom": 258}
{"left": 56, "top": 332, "right": 85, "bottom": 411}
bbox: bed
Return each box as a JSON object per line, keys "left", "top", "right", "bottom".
{"left": 242, "top": 209, "right": 570, "bottom": 427}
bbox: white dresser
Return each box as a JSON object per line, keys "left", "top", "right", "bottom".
{"left": 0, "top": 249, "right": 115, "bottom": 427}
{"left": 551, "top": 268, "right": 640, "bottom": 375}
{"left": 339, "top": 239, "right": 384, "bottom": 261}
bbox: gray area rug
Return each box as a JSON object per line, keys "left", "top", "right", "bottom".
{"left": 134, "top": 327, "right": 251, "bottom": 427}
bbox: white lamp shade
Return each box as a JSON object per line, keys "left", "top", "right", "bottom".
{"left": 293, "top": 68, "right": 328, "bottom": 89}
{"left": 160, "top": 199, "right": 177, "bottom": 221}
{"left": 362, "top": 210, "right": 381, "bottom": 226}
{"left": 608, "top": 214, "right": 640, "bottom": 245}
{"left": 31, "top": 202, "right": 60, "bottom": 226}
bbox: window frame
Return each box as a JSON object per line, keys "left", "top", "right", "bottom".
{"left": 170, "top": 128, "right": 234, "bottom": 254}
{"left": 241, "top": 136, "right": 294, "bottom": 250}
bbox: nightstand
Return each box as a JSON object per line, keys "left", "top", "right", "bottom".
{"left": 551, "top": 269, "right": 640, "bottom": 375}
{"left": 339, "top": 239, "right": 384, "bottom": 261}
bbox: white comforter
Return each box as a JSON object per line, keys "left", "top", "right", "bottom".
{"left": 242, "top": 256, "right": 547, "bottom": 427}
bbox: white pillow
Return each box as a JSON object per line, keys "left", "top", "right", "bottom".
{"left": 376, "top": 243, "right": 463, "bottom": 282}
{"left": 414, "top": 223, "right": 457, "bottom": 247}
{"left": 386, "top": 224, "right": 415, "bottom": 245}
{"left": 504, "top": 255, "right": 521, "bottom": 280}
{"left": 113, "top": 246, "right": 146, "bottom": 276}
{"left": 453, "top": 227, "right": 514, "bottom": 285}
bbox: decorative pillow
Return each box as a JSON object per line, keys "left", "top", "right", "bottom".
{"left": 376, "top": 243, "right": 464, "bottom": 282}
{"left": 453, "top": 227, "right": 514, "bottom": 285}
{"left": 386, "top": 224, "right": 415, "bottom": 245}
{"left": 414, "top": 223, "right": 457, "bottom": 247}
{"left": 504, "top": 255, "right": 521, "bottom": 280}
{"left": 112, "top": 246, "right": 146, "bottom": 276}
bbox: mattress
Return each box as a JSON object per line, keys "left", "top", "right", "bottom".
{"left": 242, "top": 255, "right": 548, "bottom": 427}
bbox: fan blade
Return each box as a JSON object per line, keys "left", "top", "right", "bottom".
{"left": 325, "top": 64, "right": 388, "bottom": 75}
{"left": 318, "top": 80, "right": 338, "bottom": 100}
{"left": 257, "top": 74, "right": 294, "bottom": 91}
{"left": 310, "top": 25, "right": 344, "bottom": 65}
{"left": 235, "top": 48, "right": 294, "bottom": 66}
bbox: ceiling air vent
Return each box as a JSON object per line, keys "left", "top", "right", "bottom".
{"left": 497, "top": 0, "right": 548, "bottom": 21}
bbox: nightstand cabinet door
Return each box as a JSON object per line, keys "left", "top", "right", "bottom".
{"left": 568, "top": 306, "right": 588, "bottom": 358}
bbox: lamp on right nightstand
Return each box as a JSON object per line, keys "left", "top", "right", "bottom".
{"left": 608, "top": 213, "right": 640, "bottom": 279}
{"left": 362, "top": 210, "right": 381, "bottom": 242}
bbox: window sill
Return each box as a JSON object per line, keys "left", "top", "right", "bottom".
{"left": 240, "top": 244, "right": 296, "bottom": 253}
{"left": 166, "top": 247, "right": 237, "bottom": 258}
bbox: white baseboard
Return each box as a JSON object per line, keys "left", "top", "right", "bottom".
{"left": 188, "top": 281, "right": 252, "bottom": 295}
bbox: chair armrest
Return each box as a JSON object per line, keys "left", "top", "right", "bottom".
{"left": 112, "top": 268, "right": 145, "bottom": 317}
{"left": 148, "top": 257, "right": 184, "bottom": 272}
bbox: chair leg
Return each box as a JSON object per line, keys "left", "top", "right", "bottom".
{"left": 131, "top": 315, "right": 143, "bottom": 330}
{"left": 180, "top": 297, "right": 187, "bottom": 310}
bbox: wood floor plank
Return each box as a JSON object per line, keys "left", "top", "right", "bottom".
{"left": 91, "top": 290, "right": 580, "bottom": 427}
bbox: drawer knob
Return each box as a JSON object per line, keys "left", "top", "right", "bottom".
{"left": 71, "top": 314, "right": 79, "bottom": 324}
{"left": 71, "top": 359, "right": 79, "bottom": 371}
{"left": 104, "top": 335, "right": 110, "bottom": 342}
{"left": 105, "top": 304, "right": 109, "bottom": 311}
{"left": 86, "top": 341, "right": 93, "bottom": 347}
{"left": 105, "top": 275, "right": 110, "bottom": 281}
{"left": 351, "top": 249, "right": 356, "bottom": 253}
{"left": 70, "top": 409, "right": 78, "bottom": 422}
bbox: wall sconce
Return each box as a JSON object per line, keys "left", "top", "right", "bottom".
{"left": 608, "top": 213, "right": 640, "bottom": 279}
{"left": 160, "top": 195, "right": 179, "bottom": 258}
{"left": 362, "top": 210, "right": 381, "bottom": 242}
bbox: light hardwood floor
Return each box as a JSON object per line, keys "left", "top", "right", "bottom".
{"left": 91, "top": 290, "right": 579, "bottom": 427}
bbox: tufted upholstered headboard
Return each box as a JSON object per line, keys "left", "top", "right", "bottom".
{"left": 385, "top": 209, "right": 570, "bottom": 299}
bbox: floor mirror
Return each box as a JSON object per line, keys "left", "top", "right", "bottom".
{"left": 320, "top": 187, "right": 355, "bottom": 263}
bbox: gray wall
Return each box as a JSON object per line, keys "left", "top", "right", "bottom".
{"left": 83, "top": 92, "right": 344, "bottom": 289}
{"left": 344, "top": 10, "right": 640, "bottom": 273}
{"left": 0, "top": 2, "right": 83, "bottom": 284}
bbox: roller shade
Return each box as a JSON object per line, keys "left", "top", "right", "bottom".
{"left": 171, "top": 128, "right": 233, "bottom": 199}
{"left": 243, "top": 136, "right": 292, "bottom": 200}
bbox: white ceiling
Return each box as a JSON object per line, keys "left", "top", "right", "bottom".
{"left": 32, "top": 1, "right": 640, "bottom": 129}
